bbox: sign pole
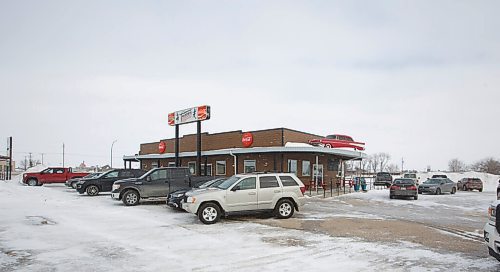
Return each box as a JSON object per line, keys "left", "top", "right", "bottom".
{"left": 175, "top": 125, "right": 179, "bottom": 167}
{"left": 8, "top": 137, "right": 12, "bottom": 180}
{"left": 197, "top": 120, "right": 201, "bottom": 176}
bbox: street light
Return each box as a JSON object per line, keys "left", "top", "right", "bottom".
{"left": 111, "top": 140, "right": 118, "bottom": 169}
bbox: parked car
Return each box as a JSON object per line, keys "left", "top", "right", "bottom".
{"left": 457, "top": 178, "right": 483, "bottom": 192}
{"left": 23, "top": 167, "right": 89, "bottom": 186}
{"left": 483, "top": 200, "right": 500, "bottom": 261}
{"left": 418, "top": 178, "right": 456, "bottom": 195}
{"left": 308, "top": 134, "right": 365, "bottom": 151}
{"left": 374, "top": 172, "right": 393, "bottom": 187}
{"left": 167, "top": 178, "right": 226, "bottom": 209}
{"left": 65, "top": 172, "right": 102, "bottom": 189}
{"left": 76, "top": 169, "right": 146, "bottom": 196}
{"left": 403, "top": 173, "right": 419, "bottom": 185}
{"left": 182, "top": 173, "right": 306, "bottom": 224}
{"left": 111, "top": 167, "right": 213, "bottom": 206}
{"left": 389, "top": 178, "right": 418, "bottom": 200}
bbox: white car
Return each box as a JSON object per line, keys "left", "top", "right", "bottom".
{"left": 183, "top": 173, "right": 306, "bottom": 224}
{"left": 403, "top": 173, "right": 419, "bottom": 185}
{"left": 484, "top": 200, "right": 500, "bottom": 261}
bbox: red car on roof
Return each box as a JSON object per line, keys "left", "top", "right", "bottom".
{"left": 308, "top": 134, "right": 365, "bottom": 151}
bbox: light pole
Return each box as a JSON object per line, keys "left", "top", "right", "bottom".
{"left": 111, "top": 140, "right": 118, "bottom": 169}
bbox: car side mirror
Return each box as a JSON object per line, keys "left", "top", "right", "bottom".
{"left": 231, "top": 185, "right": 240, "bottom": 191}
{"left": 146, "top": 176, "right": 152, "bottom": 182}
{"left": 440, "top": 182, "right": 445, "bottom": 185}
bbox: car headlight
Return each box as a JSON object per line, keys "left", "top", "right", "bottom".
{"left": 186, "top": 196, "right": 196, "bottom": 203}
{"left": 174, "top": 193, "right": 184, "bottom": 198}
{"left": 112, "top": 184, "right": 120, "bottom": 191}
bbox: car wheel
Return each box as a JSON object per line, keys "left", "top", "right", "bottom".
{"left": 390, "top": 195, "right": 394, "bottom": 199}
{"left": 275, "top": 199, "right": 295, "bottom": 219}
{"left": 414, "top": 195, "right": 418, "bottom": 200}
{"left": 436, "top": 188, "right": 441, "bottom": 195}
{"left": 27, "top": 179, "right": 38, "bottom": 186}
{"left": 325, "top": 144, "right": 332, "bottom": 148}
{"left": 451, "top": 187, "right": 456, "bottom": 195}
{"left": 86, "top": 185, "right": 99, "bottom": 196}
{"left": 122, "top": 190, "right": 140, "bottom": 206}
{"left": 479, "top": 188, "right": 483, "bottom": 192}
{"left": 71, "top": 182, "right": 77, "bottom": 189}
{"left": 462, "top": 185, "right": 467, "bottom": 191}
{"left": 198, "top": 203, "right": 221, "bottom": 224}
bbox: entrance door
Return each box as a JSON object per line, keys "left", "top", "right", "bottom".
{"left": 313, "top": 164, "right": 324, "bottom": 187}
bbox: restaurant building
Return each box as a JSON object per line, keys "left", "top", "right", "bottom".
{"left": 123, "top": 128, "right": 365, "bottom": 186}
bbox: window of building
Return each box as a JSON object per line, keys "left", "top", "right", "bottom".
{"left": 216, "top": 161, "right": 226, "bottom": 176}
{"left": 244, "top": 160, "right": 256, "bottom": 173}
{"left": 188, "top": 162, "right": 196, "bottom": 175}
{"left": 168, "top": 162, "right": 176, "bottom": 167}
{"left": 151, "top": 161, "right": 158, "bottom": 169}
{"left": 288, "top": 159, "right": 297, "bottom": 174}
{"left": 200, "top": 164, "right": 213, "bottom": 176}
{"left": 302, "top": 161, "right": 311, "bottom": 176}
{"left": 259, "top": 176, "right": 279, "bottom": 188}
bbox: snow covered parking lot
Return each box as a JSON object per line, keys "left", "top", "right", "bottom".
{"left": 1, "top": 178, "right": 499, "bottom": 272}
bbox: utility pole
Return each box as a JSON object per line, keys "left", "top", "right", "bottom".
{"left": 29, "top": 153, "right": 33, "bottom": 168}
{"left": 62, "top": 143, "right": 65, "bottom": 167}
{"left": 7, "top": 137, "right": 12, "bottom": 180}
{"left": 111, "top": 140, "right": 118, "bottom": 169}
{"left": 401, "top": 158, "right": 404, "bottom": 173}
{"left": 24, "top": 156, "right": 27, "bottom": 171}
{"left": 41, "top": 153, "right": 44, "bottom": 165}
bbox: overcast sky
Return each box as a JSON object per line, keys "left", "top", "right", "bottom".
{"left": 1, "top": 0, "right": 499, "bottom": 171}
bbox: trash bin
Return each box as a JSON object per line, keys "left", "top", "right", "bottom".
{"left": 360, "top": 178, "right": 367, "bottom": 191}
{"left": 354, "top": 184, "right": 360, "bottom": 191}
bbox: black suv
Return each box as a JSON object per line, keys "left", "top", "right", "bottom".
{"left": 374, "top": 172, "right": 393, "bottom": 187}
{"left": 76, "top": 169, "right": 146, "bottom": 196}
{"left": 111, "top": 167, "right": 213, "bottom": 206}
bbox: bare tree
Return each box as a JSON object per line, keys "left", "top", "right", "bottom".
{"left": 448, "top": 158, "right": 466, "bottom": 172}
{"left": 378, "top": 153, "right": 391, "bottom": 172}
{"left": 369, "top": 155, "right": 379, "bottom": 173}
{"left": 386, "top": 163, "right": 400, "bottom": 173}
{"left": 470, "top": 158, "right": 500, "bottom": 175}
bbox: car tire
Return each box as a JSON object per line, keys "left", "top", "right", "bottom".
{"left": 275, "top": 199, "right": 295, "bottom": 219}
{"left": 451, "top": 187, "right": 456, "bottom": 195}
{"left": 436, "top": 188, "right": 441, "bottom": 195}
{"left": 390, "top": 195, "right": 394, "bottom": 199}
{"left": 414, "top": 195, "right": 418, "bottom": 200}
{"left": 71, "top": 182, "right": 77, "bottom": 189}
{"left": 325, "top": 144, "right": 332, "bottom": 148}
{"left": 198, "top": 202, "right": 221, "bottom": 224}
{"left": 479, "top": 188, "right": 483, "bottom": 192}
{"left": 27, "top": 179, "right": 38, "bottom": 186}
{"left": 122, "top": 190, "right": 140, "bottom": 206}
{"left": 462, "top": 185, "right": 467, "bottom": 191}
{"left": 86, "top": 185, "right": 99, "bottom": 196}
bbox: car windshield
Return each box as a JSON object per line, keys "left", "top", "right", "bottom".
{"left": 83, "top": 172, "right": 102, "bottom": 179}
{"left": 404, "top": 174, "right": 416, "bottom": 178}
{"left": 377, "top": 173, "right": 391, "bottom": 177}
{"left": 199, "top": 178, "right": 226, "bottom": 189}
{"left": 394, "top": 179, "right": 414, "bottom": 185}
{"left": 216, "top": 176, "right": 241, "bottom": 190}
{"left": 424, "top": 179, "right": 441, "bottom": 184}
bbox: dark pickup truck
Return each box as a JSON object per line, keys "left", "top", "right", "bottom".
{"left": 76, "top": 169, "right": 146, "bottom": 196}
{"left": 111, "top": 167, "right": 214, "bottom": 206}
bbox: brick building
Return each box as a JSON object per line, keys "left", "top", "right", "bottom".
{"left": 123, "top": 128, "right": 365, "bottom": 185}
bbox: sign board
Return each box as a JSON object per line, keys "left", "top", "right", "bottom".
{"left": 242, "top": 132, "right": 254, "bottom": 148}
{"left": 158, "top": 141, "right": 166, "bottom": 154}
{"left": 168, "top": 105, "right": 210, "bottom": 126}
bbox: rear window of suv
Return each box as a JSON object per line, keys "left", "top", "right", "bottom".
{"left": 279, "top": 176, "right": 299, "bottom": 187}
{"left": 260, "top": 176, "right": 280, "bottom": 188}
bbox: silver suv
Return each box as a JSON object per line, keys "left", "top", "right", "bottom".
{"left": 182, "top": 173, "right": 306, "bottom": 224}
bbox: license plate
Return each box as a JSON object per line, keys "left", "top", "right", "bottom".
{"left": 401, "top": 188, "right": 406, "bottom": 190}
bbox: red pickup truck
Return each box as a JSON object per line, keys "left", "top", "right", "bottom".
{"left": 23, "top": 167, "right": 89, "bottom": 186}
